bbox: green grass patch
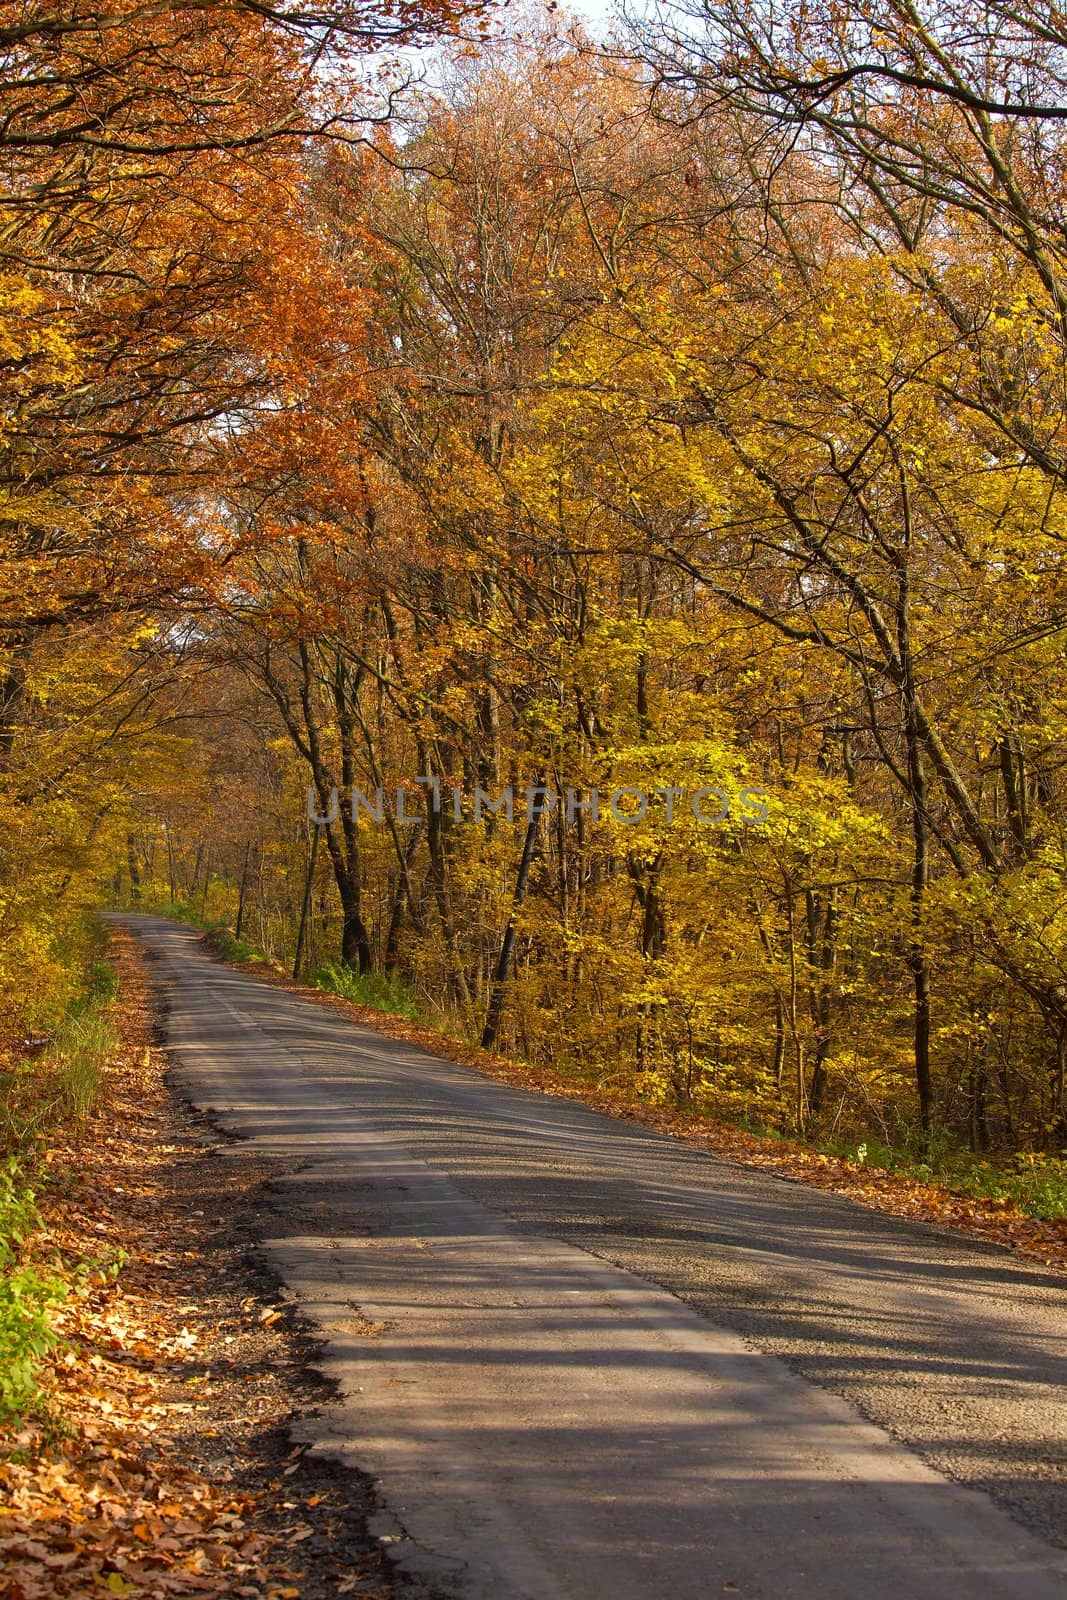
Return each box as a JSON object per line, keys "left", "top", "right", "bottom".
{"left": 309, "top": 962, "right": 420, "bottom": 1020}
{"left": 0, "top": 940, "right": 125, "bottom": 1427}
{"left": 141, "top": 897, "right": 200, "bottom": 926}
{"left": 0, "top": 997, "right": 116, "bottom": 1157}
{"left": 833, "top": 1134, "right": 1067, "bottom": 1221}
{"left": 203, "top": 925, "right": 270, "bottom": 965}
{"left": 1, "top": 1031, "right": 112, "bottom": 1159}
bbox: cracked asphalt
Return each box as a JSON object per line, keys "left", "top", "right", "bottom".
{"left": 122, "top": 914, "right": 1067, "bottom": 1600}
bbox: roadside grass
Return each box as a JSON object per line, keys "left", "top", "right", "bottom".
{"left": 308, "top": 961, "right": 420, "bottom": 1020}
{"left": 0, "top": 940, "right": 120, "bottom": 1425}
{"left": 143, "top": 897, "right": 200, "bottom": 924}
{"left": 203, "top": 925, "right": 272, "bottom": 966}
{"left": 832, "top": 1133, "right": 1067, "bottom": 1221}
{"left": 140, "top": 898, "right": 275, "bottom": 969}
{"left": 0, "top": 958, "right": 117, "bottom": 1155}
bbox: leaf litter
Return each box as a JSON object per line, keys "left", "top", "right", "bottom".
{"left": 0, "top": 929, "right": 398, "bottom": 1600}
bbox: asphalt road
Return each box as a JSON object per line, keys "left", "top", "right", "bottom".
{"left": 123, "top": 915, "right": 1067, "bottom": 1599}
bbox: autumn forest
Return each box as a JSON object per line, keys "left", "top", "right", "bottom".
{"left": 6, "top": 0, "right": 1067, "bottom": 1170}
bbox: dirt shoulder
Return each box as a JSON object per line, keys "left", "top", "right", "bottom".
{"left": 0, "top": 928, "right": 402, "bottom": 1600}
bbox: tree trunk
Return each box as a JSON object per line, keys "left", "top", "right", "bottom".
{"left": 126, "top": 834, "right": 142, "bottom": 903}
{"left": 293, "top": 826, "right": 319, "bottom": 981}
{"left": 899, "top": 482, "right": 934, "bottom": 1140}
{"left": 235, "top": 840, "right": 252, "bottom": 940}
{"left": 482, "top": 782, "right": 544, "bottom": 1051}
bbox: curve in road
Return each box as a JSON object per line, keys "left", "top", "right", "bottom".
{"left": 121, "top": 915, "right": 1067, "bottom": 1600}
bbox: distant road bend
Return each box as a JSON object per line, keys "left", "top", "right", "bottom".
{"left": 123, "top": 915, "right": 1067, "bottom": 1600}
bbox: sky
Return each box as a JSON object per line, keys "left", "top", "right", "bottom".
{"left": 544, "top": 0, "right": 627, "bottom": 35}
{"left": 365, "top": 0, "right": 659, "bottom": 105}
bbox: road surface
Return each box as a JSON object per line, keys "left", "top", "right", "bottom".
{"left": 122, "top": 915, "right": 1067, "bottom": 1599}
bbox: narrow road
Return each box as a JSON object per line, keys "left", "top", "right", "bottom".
{"left": 124, "top": 915, "right": 1067, "bottom": 1599}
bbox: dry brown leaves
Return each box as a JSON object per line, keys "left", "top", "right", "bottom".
{"left": 0, "top": 932, "right": 391, "bottom": 1600}
{"left": 237, "top": 953, "right": 1067, "bottom": 1277}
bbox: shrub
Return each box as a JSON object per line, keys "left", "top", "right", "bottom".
{"left": 309, "top": 962, "right": 420, "bottom": 1020}
{"left": 0, "top": 1161, "right": 66, "bottom": 1424}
